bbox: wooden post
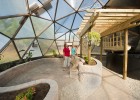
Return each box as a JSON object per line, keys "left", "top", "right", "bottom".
{"left": 120, "top": 32, "right": 122, "bottom": 47}
{"left": 113, "top": 34, "right": 114, "bottom": 47}
{"left": 123, "top": 29, "right": 128, "bottom": 79}
{"left": 100, "top": 37, "right": 103, "bottom": 63}
{"left": 88, "top": 30, "right": 91, "bottom": 64}
{"left": 80, "top": 37, "right": 83, "bottom": 58}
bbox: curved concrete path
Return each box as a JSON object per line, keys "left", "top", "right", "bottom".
{"left": 1, "top": 58, "right": 140, "bottom": 100}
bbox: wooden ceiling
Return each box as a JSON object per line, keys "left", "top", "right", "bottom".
{"left": 77, "top": 9, "right": 140, "bottom": 37}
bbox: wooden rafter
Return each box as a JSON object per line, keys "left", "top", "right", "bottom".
{"left": 78, "top": 9, "right": 140, "bottom": 37}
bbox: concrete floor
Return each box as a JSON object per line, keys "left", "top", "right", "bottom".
{"left": 4, "top": 58, "right": 140, "bottom": 100}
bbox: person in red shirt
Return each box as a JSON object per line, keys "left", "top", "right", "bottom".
{"left": 63, "top": 43, "right": 70, "bottom": 68}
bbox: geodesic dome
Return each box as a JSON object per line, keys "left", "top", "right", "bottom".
{"left": 0, "top": 0, "right": 108, "bottom": 64}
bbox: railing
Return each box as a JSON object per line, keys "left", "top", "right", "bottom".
{"left": 103, "top": 32, "right": 125, "bottom": 51}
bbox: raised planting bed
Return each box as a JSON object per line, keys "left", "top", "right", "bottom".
{"left": 0, "top": 83, "right": 50, "bottom": 100}
{"left": 0, "top": 79, "right": 58, "bottom": 100}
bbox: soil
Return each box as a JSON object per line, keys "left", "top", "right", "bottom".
{"left": 0, "top": 83, "right": 50, "bottom": 100}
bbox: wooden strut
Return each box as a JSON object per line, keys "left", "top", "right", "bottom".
{"left": 123, "top": 29, "right": 128, "bottom": 79}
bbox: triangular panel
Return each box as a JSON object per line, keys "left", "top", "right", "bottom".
{"left": 39, "top": 10, "right": 52, "bottom": 20}
{"left": 38, "top": 39, "right": 54, "bottom": 55}
{"left": 15, "top": 18, "right": 35, "bottom": 38}
{"left": 55, "top": 23, "right": 69, "bottom": 33}
{"left": 72, "top": 14, "right": 82, "bottom": 30}
{"left": 39, "top": 24, "right": 55, "bottom": 39}
{"left": 56, "top": 34, "right": 66, "bottom": 40}
{"left": 23, "top": 40, "right": 42, "bottom": 58}
{"left": 14, "top": 39, "right": 34, "bottom": 57}
{"left": 55, "top": 33, "right": 65, "bottom": 40}
{"left": 57, "top": 14, "right": 75, "bottom": 30}
{"left": 0, "top": 0, "right": 27, "bottom": 16}
{"left": 78, "top": 11, "right": 86, "bottom": 18}
{"left": 31, "top": 16, "right": 52, "bottom": 36}
{"left": 56, "top": 41, "right": 65, "bottom": 55}
{"left": 79, "top": 0, "right": 96, "bottom": 10}
{"left": 65, "top": 0, "right": 83, "bottom": 10}
{"left": 56, "top": 0, "right": 75, "bottom": 19}
{"left": 92, "top": 1, "right": 102, "bottom": 8}
{"left": 65, "top": 32, "right": 70, "bottom": 42}
{"left": 0, "top": 17, "right": 22, "bottom": 38}
{"left": 70, "top": 32, "right": 74, "bottom": 42}
{"left": 0, "top": 42, "right": 19, "bottom": 64}
{"left": 97, "top": 0, "right": 108, "bottom": 5}
{"left": 39, "top": 0, "right": 57, "bottom": 20}
{"left": 45, "top": 42, "right": 59, "bottom": 56}
{"left": 0, "top": 34, "right": 10, "bottom": 51}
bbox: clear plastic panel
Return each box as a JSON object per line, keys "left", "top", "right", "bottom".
{"left": 39, "top": 9, "right": 52, "bottom": 20}
{"left": 31, "top": 16, "right": 52, "bottom": 36}
{"left": 92, "top": 1, "right": 102, "bottom": 8}
{"left": 57, "top": 14, "right": 75, "bottom": 30}
{"left": 39, "top": 0, "right": 57, "bottom": 20}
{"left": 39, "top": 24, "right": 54, "bottom": 39}
{"left": 38, "top": 39, "right": 54, "bottom": 54}
{"left": 56, "top": 41, "right": 65, "bottom": 55}
{"left": 0, "top": 17, "right": 22, "bottom": 38}
{"left": 0, "top": 34, "right": 10, "bottom": 51}
{"left": 56, "top": 34, "right": 66, "bottom": 40}
{"left": 65, "top": 0, "right": 83, "bottom": 10}
{"left": 0, "top": 0, "right": 27, "bottom": 16}
{"left": 45, "top": 42, "right": 59, "bottom": 56}
{"left": 0, "top": 42, "right": 19, "bottom": 64}
{"left": 78, "top": 11, "right": 86, "bottom": 18}
{"left": 79, "top": 0, "right": 96, "bottom": 10}
{"left": 70, "top": 32, "right": 74, "bottom": 42}
{"left": 55, "top": 32, "right": 66, "bottom": 39}
{"left": 55, "top": 23, "right": 69, "bottom": 33}
{"left": 23, "top": 40, "right": 42, "bottom": 58}
{"left": 15, "top": 18, "right": 35, "bottom": 38}
{"left": 65, "top": 32, "right": 70, "bottom": 42}
{"left": 56, "top": 0, "right": 75, "bottom": 19}
{"left": 74, "top": 35, "right": 80, "bottom": 41}
{"left": 72, "top": 13, "right": 82, "bottom": 30}
{"left": 99, "top": 0, "right": 109, "bottom": 5}
{"left": 14, "top": 39, "right": 34, "bottom": 57}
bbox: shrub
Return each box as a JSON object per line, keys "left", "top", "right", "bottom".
{"left": 15, "top": 87, "right": 36, "bottom": 100}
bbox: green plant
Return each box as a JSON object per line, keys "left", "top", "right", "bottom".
{"left": 25, "top": 50, "right": 33, "bottom": 62}
{"left": 88, "top": 31, "right": 101, "bottom": 47}
{"left": 52, "top": 50, "right": 57, "bottom": 57}
{"left": 83, "top": 56, "right": 95, "bottom": 64}
{"left": 15, "top": 87, "right": 36, "bottom": 100}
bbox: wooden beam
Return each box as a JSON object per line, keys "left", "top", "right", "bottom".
{"left": 87, "top": 9, "right": 140, "bottom": 13}
{"left": 97, "top": 17, "right": 131, "bottom": 20}
{"left": 80, "top": 12, "right": 99, "bottom": 37}
{"left": 80, "top": 37, "right": 83, "bottom": 58}
{"left": 99, "top": 13, "right": 138, "bottom": 17}
{"left": 123, "top": 29, "right": 128, "bottom": 80}
{"left": 100, "top": 37, "right": 103, "bottom": 63}
{"left": 95, "top": 20, "right": 124, "bottom": 23}
{"left": 101, "top": 14, "right": 140, "bottom": 37}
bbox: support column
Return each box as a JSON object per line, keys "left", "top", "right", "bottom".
{"left": 100, "top": 37, "right": 103, "bottom": 63}
{"left": 123, "top": 29, "right": 128, "bottom": 79}
{"left": 88, "top": 30, "right": 91, "bottom": 64}
{"left": 80, "top": 37, "right": 83, "bottom": 58}
{"left": 88, "top": 40, "right": 91, "bottom": 64}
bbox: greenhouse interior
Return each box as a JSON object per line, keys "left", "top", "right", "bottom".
{"left": 0, "top": 0, "right": 140, "bottom": 100}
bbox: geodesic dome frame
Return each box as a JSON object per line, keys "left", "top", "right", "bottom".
{"left": 0, "top": 0, "right": 107, "bottom": 64}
